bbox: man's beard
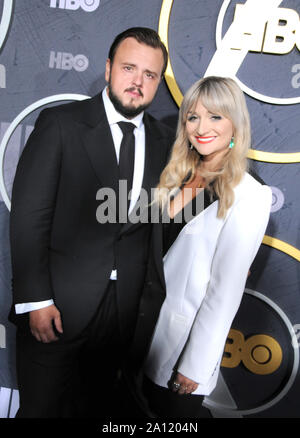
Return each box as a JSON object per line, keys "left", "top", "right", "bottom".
{"left": 108, "top": 83, "right": 150, "bottom": 119}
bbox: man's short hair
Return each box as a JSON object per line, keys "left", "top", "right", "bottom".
{"left": 108, "top": 27, "right": 168, "bottom": 77}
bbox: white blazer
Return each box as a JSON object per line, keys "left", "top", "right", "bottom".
{"left": 144, "top": 173, "right": 272, "bottom": 395}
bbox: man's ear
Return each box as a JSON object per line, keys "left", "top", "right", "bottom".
{"left": 105, "top": 58, "right": 111, "bottom": 83}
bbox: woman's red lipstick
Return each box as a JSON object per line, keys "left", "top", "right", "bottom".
{"left": 195, "top": 136, "right": 215, "bottom": 144}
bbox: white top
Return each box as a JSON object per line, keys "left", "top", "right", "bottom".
{"left": 144, "top": 173, "right": 272, "bottom": 395}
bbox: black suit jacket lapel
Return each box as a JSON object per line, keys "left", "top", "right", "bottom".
{"left": 80, "top": 94, "right": 119, "bottom": 196}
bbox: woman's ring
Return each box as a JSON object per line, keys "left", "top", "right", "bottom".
{"left": 172, "top": 382, "right": 181, "bottom": 390}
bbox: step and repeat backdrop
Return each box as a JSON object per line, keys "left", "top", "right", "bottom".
{"left": 0, "top": 0, "right": 299, "bottom": 418}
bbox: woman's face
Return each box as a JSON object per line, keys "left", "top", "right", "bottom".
{"left": 186, "top": 98, "right": 234, "bottom": 168}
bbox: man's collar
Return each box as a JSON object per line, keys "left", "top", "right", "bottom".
{"left": 102, "top": 87, "right": 144, "bottom": 129}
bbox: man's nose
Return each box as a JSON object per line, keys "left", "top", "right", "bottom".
{"left": 132, "top": 70, "right": 143, "bottom": 87}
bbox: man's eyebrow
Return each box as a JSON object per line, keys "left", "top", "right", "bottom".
{"left": 121, "top": 62, "right": 136, "bottom": 67}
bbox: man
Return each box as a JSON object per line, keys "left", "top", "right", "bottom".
{"left": 9, "top": 27, "right": 174, "bottom": 418}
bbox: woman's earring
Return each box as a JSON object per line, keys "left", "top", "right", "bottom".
{"left": 189, "top": 143, "right": 194, "bottom": 150}
{"left": 229, "top": 137, "right": 235, "bottom": 149}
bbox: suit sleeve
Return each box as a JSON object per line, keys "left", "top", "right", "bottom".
{"left": 10, "top": 108, "right": 62, "bottom": 304}
{"left": 177, "top": 185, "right": 272, "bottom": 385}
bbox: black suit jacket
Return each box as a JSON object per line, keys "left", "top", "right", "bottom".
{"left": 9, "top": 93, "right": 174, "bottom": 341}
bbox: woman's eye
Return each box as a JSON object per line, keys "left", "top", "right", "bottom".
{"left": 211, "top": 115, "right": 222, "bottom": 120}
{"left": 187, "top": 115, "right": 197, "bottom": 122}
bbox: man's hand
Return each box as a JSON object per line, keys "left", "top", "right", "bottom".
{"left": 171, "top": 372, "right": 199, "bottom": 395}
{"left": 29, "top": 305, "right": 63, "bottom": 343}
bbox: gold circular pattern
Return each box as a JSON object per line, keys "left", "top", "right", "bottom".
{"left": 252, "top": 345, "right": 271, "bottom": 365}
{"left": 242, "top": 335, "right": 282, "bottom": 375}
{"left": 158, "top": 0, "right": 183, "bottom": 108}
{"left": 262, "top": 236, "right": 300, "bottom": 262}
{"left": 248, "top": 149, "right": 300, "bottom": 164}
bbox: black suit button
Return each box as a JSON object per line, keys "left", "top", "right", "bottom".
{"left": 147, "top": 281, "right": 153, "bottom": 286}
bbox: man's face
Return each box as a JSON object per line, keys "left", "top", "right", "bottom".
{"left": 105, "top": 37, "right": 164, "bottom": 118}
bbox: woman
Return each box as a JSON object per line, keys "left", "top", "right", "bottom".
{"left": 139, "top": 76, "right": 272, "bottom": 417}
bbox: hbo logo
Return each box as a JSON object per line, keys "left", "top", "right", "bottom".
{"left": 49, "top": 51, "right": 89, "bottom": 72}
{"left": 222, "top": 329, "right": 282, "bottom": 375}
{"left": 50, "top": 0, "right": 100, "bottom": 12}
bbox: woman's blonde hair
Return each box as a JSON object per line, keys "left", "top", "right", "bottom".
{"left": 155, "top": 76, "right": 251, "bottom": 218}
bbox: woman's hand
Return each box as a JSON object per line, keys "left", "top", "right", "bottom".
{"left": 171, "top": 372, "right": 199, "bottom": 395}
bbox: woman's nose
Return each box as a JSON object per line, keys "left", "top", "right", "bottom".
{"left": 196, "top": 117, "right": 210, "bottom": 135}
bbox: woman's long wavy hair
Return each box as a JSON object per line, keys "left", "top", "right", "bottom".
{"left": 155, "top": 76, "right": 251, "bottom": 218}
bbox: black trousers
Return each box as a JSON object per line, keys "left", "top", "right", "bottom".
{"left": 15, "top": 281, "right": 129, "bottom": 418}
{"left": 143, "top": 376, "right": 211, "bottom": 418}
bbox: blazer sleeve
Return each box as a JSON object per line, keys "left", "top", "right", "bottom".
{"left": 177, "top": 184, "right": 272, "bottom": 385}
{"left": 10, "top": 108, "right": 62, "bottom": 304}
